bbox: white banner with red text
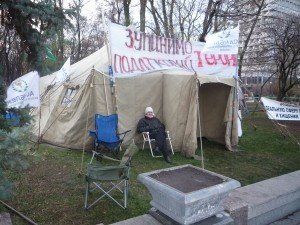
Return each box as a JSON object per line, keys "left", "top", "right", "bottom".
{"left": 108, "top": 23, "right": 239, "bottom": 77}
{"left": 261, "top": 97, "right": 300, "bottom": 121}
{"left": 5, "top": 71, "right": 40, "bottom": 108}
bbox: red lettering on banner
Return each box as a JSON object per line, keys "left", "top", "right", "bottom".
{"left": 185, "top": 42, "right": 192, "bottom": 54}
{"left": 177, "top": 60, "right": 188, "bottom": 70}
{"left": 131, "top": 58, "right": 143, "bottom": 72}
{"left": 217, "top": 54, "right": 229, "bottom": 65}
{"left": 123, "top": 28, "right": 193, "bottom": 56}
{"left": 138, "top": 58, "right": 152, "bottom": 71}
{"left": 144, "top": 34, "right": 151, "bottom": 51}
{"left": 194, "top": 51, "right": 203, "bottom": 67}
{"left": 134, "top": 31, "right": 142, "bottom": 50}
{"left": 175, "top": 40, "right": 183, "bottom": 55}
{"left": 205, "top": 54, "right": 217, "bottom": 65}
{"left": 148, "top": 35, "right": 155, "bottom": 52}
{"left": 143, "top": 57, "right": 156, "bottom": 69}
{"left": 113, "top": 54, "right": 122, "bottom": 73}
{"left": 160, "top": 37, "right": 167, "bottom": 54}
{"left": 168, "top": 39, "right": 175, "bottom": 54}
{"left": 205, "top": 54, "right": 237, "bottom": 66}
{"left": 228, "top": 54, "right": 237, "bottom": 66}
{"left": 188, "top": 60, "right": 195, "bottom": 71}
{"left": 121, "top": 56, "right": 130, "bottom": 72}
{"left": 157, "top": 59, "right": 171, "bottom": 67}
{"left": 125, "top": 29, "right": 134, "bottom": 48}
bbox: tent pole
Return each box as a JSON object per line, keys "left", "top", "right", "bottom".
{"left": 79, "top": 69, "right": 95, "bottom": 174}
{"left": 103, "top": 74, "right": 109, "bottom": 114}
{"left": 232, "top": 76, "right": 238, "bottom": 151}
{"left": 195, "top": 75, "right": 204, "bottom": 169}
{"left": 37, "top": 105, "right": 42, "bottom": 151}
{"left": 103, "top": 10, "right": 118, "bottom": 114}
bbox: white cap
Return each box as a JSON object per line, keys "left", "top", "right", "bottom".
{"left": 145, "top": 106, "right": 153, "bottom": 115}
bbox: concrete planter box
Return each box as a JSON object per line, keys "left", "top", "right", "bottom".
{"left": 138, "top": 164, "right": 241, "bottom": 225}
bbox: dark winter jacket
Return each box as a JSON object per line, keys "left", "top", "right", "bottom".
{"left": 136, "top": 116, "right": 165, "bottom": 134}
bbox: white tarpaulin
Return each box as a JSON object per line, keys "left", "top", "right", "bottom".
{"left": 55, "top": 57, "right": 71, "bottom": 85}
{"left": 261, "top": 97, "right": 300, "bottom": 121}
{"left": 6, "top": 71, "right": 40, "bottom": 108}
{"left": 109, "top": 23, "right": 238, "bottom": 77}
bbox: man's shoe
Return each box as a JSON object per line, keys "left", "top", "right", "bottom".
{"left": 165, "top": 155, "right": 172, "bottom": 163}
{"left": 153, "top": 147, "right": 161, "bottom": 156}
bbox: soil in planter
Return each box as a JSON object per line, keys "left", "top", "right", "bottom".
{"left": 149, "top": 166, "right": 224, "bottom": 193}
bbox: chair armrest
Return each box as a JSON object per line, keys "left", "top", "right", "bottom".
{"left": 86, "top": 164, "right": 128, "bottom": 181}
{"left": 142, "top": 132, "right": 150, "bottom": 141}
{"left": 89, "top": 130, "right": 97, "bottom": 139}
{"left": 92, "top": 151, "right": 120, "bottom": 163}
{"left": 118, "top": 130, "right": 131, "bottom": 135}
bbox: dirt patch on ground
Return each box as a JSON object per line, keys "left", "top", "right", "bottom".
{"left": 150, "top": 166, "right": 224, "bottom": 193}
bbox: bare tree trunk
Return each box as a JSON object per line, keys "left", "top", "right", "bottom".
{"left": 198, "top": 0, "right": 221, "bottom": 42}
{"left": 123, "top": 0, "right": 131, "bottom": 26}
{"left": 76, "top": 12, "right": 81, "bottom": 61}
{"left": 148, "top": 0, "right": 161, "bottom": 35}
{"left": 161, "top": 0, "right": 170, "bottom": 37}
{"left": 140, "top": 0, "right": 147, "bottom": 32}
{"left": 169, "top": 0, "right": 175, "bottom": 38}
{"left": 57, "top": 0, "right": 64, "bottom": 61}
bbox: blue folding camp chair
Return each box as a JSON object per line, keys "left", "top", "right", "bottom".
{"left": 5, "top": 111, "right": 20, "bottom": 126}
{"left": 89, "top": 114, "right": 131, "bottom": 156}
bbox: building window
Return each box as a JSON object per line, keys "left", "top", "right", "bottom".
{"left": 61, "top": 87, "right": 79, "bottom": 107}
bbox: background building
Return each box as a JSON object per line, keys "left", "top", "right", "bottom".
{"left": 240, "top": 0, "right": 300, "bottom": 96}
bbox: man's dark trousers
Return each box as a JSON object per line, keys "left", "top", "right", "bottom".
{"left": 150, "top": 129, "right": 168, "bottom": 159}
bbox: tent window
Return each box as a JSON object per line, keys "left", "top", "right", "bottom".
{"left": 61, "top": 88, "right": 78, "bottom": 107}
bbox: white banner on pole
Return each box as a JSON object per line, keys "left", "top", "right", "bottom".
{"left": 108, "top": 23, "right": 239, "bottom": 77}
{"left": 55, "top": 57, "right": 70, "bottom": 85}
{"left": 261, "top": 97, "right": 300, "bottom": 121}
{"left": 202, "top": 26, "right": 239, "bottom": 54}
{"left": 6, "top": 71, "right": 40, "bottom": 108}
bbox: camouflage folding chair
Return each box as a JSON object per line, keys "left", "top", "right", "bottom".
{"left": 84, "top": 142, "right": 138, "bottom": 209}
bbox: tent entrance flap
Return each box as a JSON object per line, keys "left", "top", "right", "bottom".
{"left": 197, "top": 82, "right": 238, "bottom": 150}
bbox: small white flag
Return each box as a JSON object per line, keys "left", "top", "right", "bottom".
{"left": 55, "top": 57, "right": 70, "bottom": 85}
{"left": 5, "top": 71, "right": 40, "bottom": 108}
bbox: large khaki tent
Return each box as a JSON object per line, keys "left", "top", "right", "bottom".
{"left": 32, "top": 45, "right": 239, "bottom": 157}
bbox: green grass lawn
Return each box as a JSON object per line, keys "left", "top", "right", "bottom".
{"left": 2, "top": 112, "right": 300, "bottom": 225}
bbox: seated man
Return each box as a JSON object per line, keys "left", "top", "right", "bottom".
{"left": 137, "top": 107, "right": 172, "bottom": 163}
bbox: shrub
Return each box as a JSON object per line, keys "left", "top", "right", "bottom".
{"left": 0, "top": 126, "right": 32, "bottom": 200}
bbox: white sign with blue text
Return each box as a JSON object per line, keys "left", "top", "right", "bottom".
{"left": 6, "top": 71, "right": 40, "bottom": 108}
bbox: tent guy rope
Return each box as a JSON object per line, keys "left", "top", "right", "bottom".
{"left": 239, "top": 79, "right": 300, "bottom": 147}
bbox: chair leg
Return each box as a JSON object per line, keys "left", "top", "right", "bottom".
{"left": 168, "top": 139, "right": 174, "bottom": 155}
{"left": 84, "top": 182, "right": 90, "bottom": 209}
{"left": 149, "top": 141, "right": 163, "bottom": 158}
{"left": 142, "top": 140, "right": 145, "bottom": 151}
{"left": 166, "top": 133, "right": 174, "bottom": 155}
{"left": 148, "top": 140, "right": 155, "bottom": 157}
{"left": 124, "top": 180, "right": 128, "bottom": 208}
